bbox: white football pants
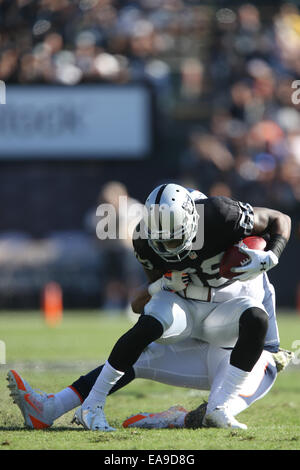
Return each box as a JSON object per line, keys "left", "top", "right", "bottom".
{"left": 133, "top": 338, "right": 277, "bottom": 417}
{"left": 144, "top": 273, "right": 279, "bottom": 351}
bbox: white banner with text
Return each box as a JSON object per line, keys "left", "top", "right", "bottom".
{"left": 0, "top": 84, "right": 152, "bottom": 159}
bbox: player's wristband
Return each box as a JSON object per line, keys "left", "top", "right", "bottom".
{"left": 266, "top": 234, "right": 287, "bottom": 259}
{"left": 148, "top": 278, "right": 163, "bottom": 296}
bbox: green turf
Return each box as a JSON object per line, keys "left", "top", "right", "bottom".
{"left": 0, "top": 310, "right": 299, "bottom": 450}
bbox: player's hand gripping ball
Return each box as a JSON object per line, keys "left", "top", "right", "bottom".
{"left": 219, "top": 236, "right": 267, "bottom": 280}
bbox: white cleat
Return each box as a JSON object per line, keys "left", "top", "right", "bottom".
{"left": 7, "top": 369, "right": 55, "bottom": 429}
{"left": 203, "top": 406, "right": 248, "bottom": 430}
{"left": 122, "top": 405, "right": 187, "bottom": 429}
{"left": 72, "top": 404, "right": 115, "bottom": 431}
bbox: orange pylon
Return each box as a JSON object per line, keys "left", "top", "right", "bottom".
{"left": 42, "top": 282, "right": 63, "bottom": 327}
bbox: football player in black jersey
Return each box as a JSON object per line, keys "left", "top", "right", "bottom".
{"left": 71, "top": 183, "right": 291, "bottom": 430}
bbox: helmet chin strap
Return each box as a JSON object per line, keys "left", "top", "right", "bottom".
{"left": 165, "top": 235, "right": 193, "bottom": 253}
{"left": 158, "top": 241, "right": 193, "bottom": 262}
{"left": 160, "top": 249, "right": 191, "bottom": 262}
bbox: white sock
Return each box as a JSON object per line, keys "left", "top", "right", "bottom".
{"left": 83, "top": 361, "right": 124, "bottom": 409}
{"left": 53, "top": 387, "right": 82, "bottom": 420}
{"left": 207, "top": 364, "right": 250, "bottom": 413}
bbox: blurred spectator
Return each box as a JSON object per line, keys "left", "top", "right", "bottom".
{"left": 84, "top": 181, "right": 144, "bottom": 311}
{"left": 209, "top": 181, "right": 232, "bottom": 198}
{"left": 179, "top": 58, "right": 204, "bottom": 101}
{"left": 180, "top": 129, "right": 235, "bottom": 195}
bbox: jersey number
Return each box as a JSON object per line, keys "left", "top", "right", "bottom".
{"left": 184, "top": 252, "right": 227, "bottom": 287}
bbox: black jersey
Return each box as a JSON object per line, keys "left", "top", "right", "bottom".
{"left": 132, "top": 196, "right": 254, "bottom": 288}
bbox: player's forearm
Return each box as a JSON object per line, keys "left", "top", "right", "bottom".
{"left": 267, "top": 212, "right": 291, "bottom": 241}
{"left": 131, "top": 270, "right": 192, "bottom": 313}
{"left": 131, "top": 266, "right": 163, "bottom": 314}
{"left": 131, "top": 286, "right": 152, "bottom": 314}
{"left": 253, "top": 208, "right": 291, "bottom": 258}
{"left": 265, "top": 213, "right": 291, "bottom": 259}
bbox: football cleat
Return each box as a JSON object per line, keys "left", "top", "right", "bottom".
{"left": 184, "top": 402, "right": 207, "bottom": 429}
{"left": 72, "top": 404, "right": 115, "bottom": 431}
{"left": 122, "top": 405, "right": 187, "bottom": 429}
{"left": 203, "top": 406, "right": 247, "bottom": 430}
{"left": 7, "top": 369, "right": 55, "bottom": 429}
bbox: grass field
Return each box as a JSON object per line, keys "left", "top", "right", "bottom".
{"left": 0, "top": 310, "right": 299, "bottom": 451}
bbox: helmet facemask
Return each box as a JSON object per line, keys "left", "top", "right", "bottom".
{"left": 144, "top": 193, "right": 199, "bottom": 262}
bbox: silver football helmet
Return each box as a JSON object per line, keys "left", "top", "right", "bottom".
{"left": 143, "top": 184, "right": 199, "bottom": 262}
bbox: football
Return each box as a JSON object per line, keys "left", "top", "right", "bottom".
{"left": 219, "top": 236, "right": 267, "bottom": 280}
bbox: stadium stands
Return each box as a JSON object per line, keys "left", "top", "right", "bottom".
{"left": 0, "top": 1, "right": 299, "bottom": 308}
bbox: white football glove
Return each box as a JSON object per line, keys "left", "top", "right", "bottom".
{"left": 231, "top": 246, "right": 278, "bottom": 282}
{"left": 148, "top": 271, "right": 190, "bottom": 295}
{"left": 162, "top": 271, "right": 190, "bottom": 292}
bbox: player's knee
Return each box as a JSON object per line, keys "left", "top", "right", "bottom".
{"left": 108, "top": 315, "right": 164, "bottom": 372}
{"left": 240, "top": 307, "right": 268, "bottom": 338}
{"left": 135, "top": 314, "right": 164, "bottom": 342}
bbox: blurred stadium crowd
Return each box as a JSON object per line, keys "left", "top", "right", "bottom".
{"left": 0, "top": 0, "right": 299, "bottom": 309}
{"left": 1, "top": 1, "right": 300, "bottom": 212}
